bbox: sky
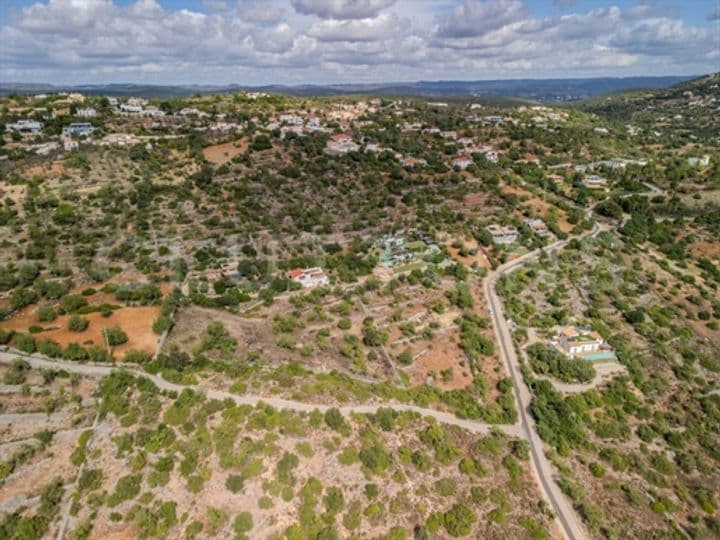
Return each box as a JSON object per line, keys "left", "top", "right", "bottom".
{"left": 0, "top": 0, "right": 718, "bottom": 85}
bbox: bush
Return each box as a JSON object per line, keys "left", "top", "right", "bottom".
{"left": 61, "top": 294, "right": 88, "bottom": 313}
{"left": 68, "top": 314, "right": 89, "bottom": 332}
{"left": 14, "top": 333, "right": 36, "bottom": 353}
{"left": 37, "top": 338, "right": 62, "bottom": 358}
{"left": 226, "top": 474, "right": 245, "bottom": 493}
{"left": 124, "top": 349, "right": 152, "bottom": 363}
{"left": 36, "top": 306, "right": 57, "bottom": 322}
{"left": 3, "top": 358, "right": 30, "bottom": 384}
{"left": 443, "top": 504, "right": 476, "bottom": 537}
{"left": 233, "top": 512, "right": 253, "bottom": 538}
{"left": 324, "top": 408, "right": 350, "bottom": 434}
{"left": 152, "top": 315, "right": 172, "bottom": 335}
{"left": 108, "top": 474, "right": 142, "bottom": 507}
{"left": 104, "top": 326, "right": 129, "bottom": 346}
{"left": 526, "top": 343, "right": 595, "bottom": 383}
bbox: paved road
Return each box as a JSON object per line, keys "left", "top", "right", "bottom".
{"left": 0, "top": 351, "right": 520, "bottom": 438}
{"left": 482, "top": 224, "right": 603, "bottom": 540}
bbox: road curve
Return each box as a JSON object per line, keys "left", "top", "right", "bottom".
{"left": 482, "top": 226, "right": 603, "bottom": 540}
{"left": 0, "top": 351, "right": 520, "bottom": 438}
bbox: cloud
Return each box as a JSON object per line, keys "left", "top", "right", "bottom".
{"left": 308, "top": 13, "right": 403, "bottom": 42}
{"left": 290, "top": 0, "right": 395, "bottom": 19}
{"left": 708, "top": 7, "right": 720, "bottom": 21}
{"left": 0, "top": 0, "right": 715, "bottom": 85}
{"left": 436, "top": 0, "right": 528, "bottom": 38}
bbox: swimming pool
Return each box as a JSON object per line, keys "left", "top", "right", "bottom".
{"left": 581, "top": 352, "right": 617, "bottom": 362}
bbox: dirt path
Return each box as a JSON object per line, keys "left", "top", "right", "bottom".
{"left": 0, "top": 351, "right": 519, "bottom": 438}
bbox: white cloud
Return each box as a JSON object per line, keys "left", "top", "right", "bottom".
{"left": 436, "top": 0, "right": 528, "bottom": 38}
{"left": 290, "top": 0, "right": 395, "bottom": 19}
{"left": 0, "top": 0, "right": 715, "bottom": 84}
{"left": 308, "top": 13, "right": 403, "bottom": 42}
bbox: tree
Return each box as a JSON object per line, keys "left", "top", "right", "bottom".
{"left": 443, "top": 504, "right": 476, "bottom": 537}
{"left": 68, "top": 314, "right": 89, "bottom": 332}
{"left": 104, "top": 327, "right": 128, "bottom": 346}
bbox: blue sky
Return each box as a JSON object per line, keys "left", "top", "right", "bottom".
{"left": 0, "top": 0, "right": 718, "bottom": 84}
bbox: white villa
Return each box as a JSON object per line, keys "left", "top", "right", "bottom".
{"left": 287, "top": 267, "right": 330, "bottom": 289}
{"left": 524, "top": 218, "right": 550, "bottom": 237}
{"left": 62, "top": 122, "right": 95, "bottom": 137}
{"left": 486, "top": 224, "right": 519, "bottom": 245}
{"left": 5, "top": 119, "right": 43, "bottom": 133}
{"left": 553, "top": 326, "right": 605, "bottom": 357}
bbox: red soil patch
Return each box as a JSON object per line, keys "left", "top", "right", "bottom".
{"left": 444, "top": 237, "right": 491, "bottom": 269}
{"left": 202, "top": 139, "right": 248, "bottom": 165}
{"left": 689, "top": 241, "right": 720, "bottom": 261}
{"left": 503, "top": 185, "right": 573, "bottom": 233}
{"left": 410, "top": 339, "right": 472, "bottom": 390}
{"left": 2, "top": 306, "right": 160, "bottom": 359}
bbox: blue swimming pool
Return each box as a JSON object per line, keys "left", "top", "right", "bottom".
{"left": 582, "top": 352, "right": 617, "bottom": 362}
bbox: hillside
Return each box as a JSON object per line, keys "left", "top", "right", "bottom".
{"left": 579, "top": 73, "right": 720, "bottom": 142}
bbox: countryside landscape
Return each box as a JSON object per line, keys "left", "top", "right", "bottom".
{"left": 0, "top": 0, "right": 718, "bottom": 539}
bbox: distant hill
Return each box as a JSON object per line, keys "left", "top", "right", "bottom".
{"left": 579, "top": 73, "right": 720, "bottom": 142}
{"left": 0, "top": 75, "right": 696, "bottom": 102}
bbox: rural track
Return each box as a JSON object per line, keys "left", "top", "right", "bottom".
{"left": 0, "top": 351, "right": 520, "bottom": 438}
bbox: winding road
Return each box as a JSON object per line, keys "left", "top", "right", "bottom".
{"left": 483, "top": 225, "right": 604, "bottom": 540}
{"left": 0, "top": 351, "right": 520, "bottom": 438}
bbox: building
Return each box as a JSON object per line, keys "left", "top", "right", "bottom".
{"left": 100, "top": 133, "right": 138, "bottom": 146}
{"left": 5, "top": 119, "right": 43, "bottom": 133}
{"left": 62, "top": 122, "right": 95, "bottom": 137}
{"left": 452, "top": 155, "right": 474, "bottom": 170}
{"left": 401, "top": 157, "right": 427, "bottom": 168}
{"left": 486, "top": 225, "right": 518, "bottom": 245}
{"left": 583, "top": 175, "right": 608, "bottom": 189}
{"left": 688, "top": 155, "right": 710, "bottom": 167}
{"left": 553, "top": 327, "right": 608, "bottom": 358}
{"left": 325, "top": 133, "right": 360, "bottom": 155}
{"left": 524, "top": 218, "right": 550, "bottom": 237}
{"left": 279, "top": 114, "right": 304, "bottom": 126}
{"left": 287, "top": 267, "right": 330, "bottom": 289}
{"left": 75, "top": 107, "right": 97, "bottom": 118}
{"left": 63, "top": 139, "right": 79, "bottom": 152}
{"left": 119, "top": 103, "right": 143, "bottom": 114}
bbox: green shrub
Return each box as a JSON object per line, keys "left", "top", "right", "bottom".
{"left": 104, "top": 326, "right": 129, "bottom": 346}
{"left": 107, "top": 474, "right": 142, "bottom": 507}
{"left": 443, "top": 504, "right": 476, "bottom": 537}
{"left": 68, "top": 314, "right": 89, "bottom": 332}
{"left": 37, "top": 306, "right": 57, "bottom": 322}
{"left": 14, "top": 333, "right": 36, "bottom": 353}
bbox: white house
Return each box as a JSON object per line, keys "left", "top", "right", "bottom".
{"left": 452, "top": 155, "right": 474, "bottom": 170}
{"left": 584, "top": 175, "right": 608, "bottom": 188}
{"left": 486, "top": 224, "right": 518, "bottom": 245}
{"left": 62, "top": 122, "right": 95, "bottom": 137}
{"left": 287, "top": 267, "right": 330, "bottom": 289}
{"left": 325, "top": 134, "right": 359, "bottom": 155}
{"left": 555, "top": 327, "right": 604, "bottom": 357}
{"left": 688, "top": 155, "right": 710, "bottom": 167}
{"left": 75, "top": 107, "right": 97, "bottom": 118}
{"left": 524, "top": 218, "right": 550, "bottom": 237}
{"left": 63, "top": 139, "right": 79, "bottom": 152}
{"left": 5, "top": 119, "right": 43, "bottom": 133}
{"left": 119, "top": 103, "right": 143, "bottom": 114}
